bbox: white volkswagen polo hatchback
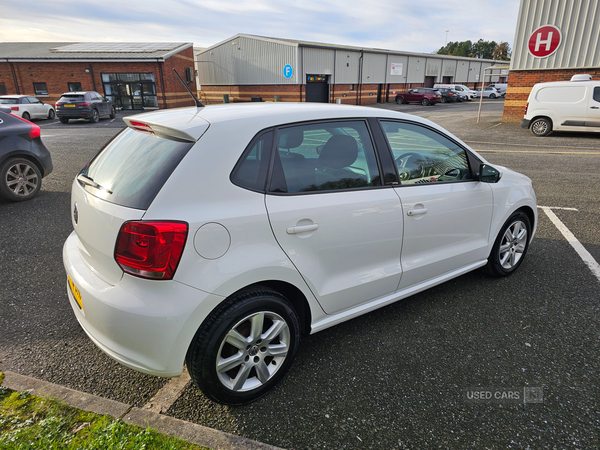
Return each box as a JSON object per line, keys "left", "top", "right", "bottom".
{"left": 63, "top": 103, "right": 537, "bottom": 405}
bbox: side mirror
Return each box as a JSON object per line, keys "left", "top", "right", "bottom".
{"left": 478, "top": 164, "right": 501, "bottom": 183}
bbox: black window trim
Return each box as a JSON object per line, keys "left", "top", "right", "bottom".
{"left": 229, "top": 129, "right": 274, "bottom": 194}
{"left": 375, "top": 118, "right": 485, "bottom": 186}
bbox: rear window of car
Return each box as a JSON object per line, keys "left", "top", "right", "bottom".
{"left": 79, "top": 128, "right": 194, "bottom": 210}
{"left": 59, "top": 95, "right": 85, "bottom": 102}
{"left": 0, "top": 98, "right": 18, "bottom": 104}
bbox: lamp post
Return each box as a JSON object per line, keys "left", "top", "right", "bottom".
{"left": 445, "top": 30, "right": 450, "bottom": 46}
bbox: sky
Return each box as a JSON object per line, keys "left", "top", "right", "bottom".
{"left": 0, "top": 0, "right": 522, "bottom": 54}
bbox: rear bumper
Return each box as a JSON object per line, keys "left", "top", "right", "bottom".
{"left": 520, "top": 119, "right": 531, "bottom": 129}
{"left": 62, "top": 230, "right": 224, "bottom": 377}
{"left": 56, "top": 109, "right": 93, "bottom": 119}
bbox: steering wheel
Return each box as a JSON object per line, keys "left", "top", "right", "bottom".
{"left": 395, "top": 152, "right": 424, "bottom": 180}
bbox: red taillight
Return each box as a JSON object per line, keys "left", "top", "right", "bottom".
{"left": 11, "top": 106, "right": 19, "bottom": 111}
{"left": 115, "top": 221, "right": 188, "bottom": 280}
{"left": 129, "top": 121, "right": 154, "bottom": 135}
{"left": 10, "top": 113, "right": 41, "bottom": 139}
{"left": 524, "top": 102, "right": 529, "bottom": 115}
{"left": 77, "top": 103, "right": 90, "bottom": 107}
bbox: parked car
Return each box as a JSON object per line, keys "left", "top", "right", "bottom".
{"left": 436, "top": 88, "right": 460, "bottom": 103}
{"left": 433, "top": 84, "right": 477, "bottom": 100}
{"left": 453, "top": 90, "right": 468, "bottom": 102}
{"left": 0, "top": 108, "right": 53, "bottom": 201}
{"left": 55, "top": 91, "right": 116, "bottom": 124}
{"left": 488, "top": 83, "right": 508, "bottom": 96}
{"left": 395, "top": 88, "right": 441, "bottom": 105}
{"left": 0, "top": 95, "right": 55, "bottom": 121}
{"left": 521, "top": 74, "right": 600, "bottom": 136}
{"left": 63, "top": 103, "right": 537, "bottom": 405}
{"left": 476, "top": 86, "right": 502, "bottom": 99}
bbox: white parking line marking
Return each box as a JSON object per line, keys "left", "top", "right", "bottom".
{"left": 539, "top": 206, "right": 600, "bottom": 282}
{"left": 142, "top": 367, "right": 191, "bottom": 414}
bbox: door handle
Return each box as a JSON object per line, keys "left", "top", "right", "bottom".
{"left": 286, "top": 224, "right": 319, "bottom": 235}
{"left": 407, "top": 208, "right": 428, "bottom": 217}
{"left": 591, "top": 106, "right": 599, "bottom": 109}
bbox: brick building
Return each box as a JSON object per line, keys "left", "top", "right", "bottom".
{"left": 503, "top": 0, "right": 600, "bottom": 123}
{"left": 0, "top": 42, "right": 197, "bottom": 110}
{"left": 196, "top": 34, "right": 502, "bottom": 105}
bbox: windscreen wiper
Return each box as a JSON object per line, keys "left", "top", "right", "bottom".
{"left": 77, "top": 174, "right": 113, "bottom": 194}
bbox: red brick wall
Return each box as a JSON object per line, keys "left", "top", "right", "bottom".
{"left": 198, "top": 83, "right": 423, "bottom": 105}
{"left": 0, "top": 46, "right": 196, "bottom": 109}
{"left": 503, "top": 68, "right": 600, "bottom": 123}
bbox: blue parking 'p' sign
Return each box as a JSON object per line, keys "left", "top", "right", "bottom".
{"left": 283, "top": 64, "right": 293, "bottom": 79}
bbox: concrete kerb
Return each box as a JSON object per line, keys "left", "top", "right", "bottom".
{"left": 0, "top": 370, "right": 284, "bottom": 450}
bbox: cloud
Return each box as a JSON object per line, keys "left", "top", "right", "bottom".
{"left": 0, "top": 0, "right": 521, "bottom": 53}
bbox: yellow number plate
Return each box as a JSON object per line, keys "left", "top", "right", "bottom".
{"left": 68, "top": 275, "right": 83, "bottom": 310}
{"left": 64, "top": 104, "right": 76, "bottom": 107}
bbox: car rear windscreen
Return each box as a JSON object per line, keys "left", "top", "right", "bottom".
{"left": 59, "top": 95, "right": 85, "bottom": 102}
{"left": 78, "top": 128, "right": 194, "bottom": 210}
{"left": 0, "top": 98, "right": 18, "bottom": 104}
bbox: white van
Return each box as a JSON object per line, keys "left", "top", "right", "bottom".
{"left": 521, "top": 74, "right": 600, "bottom": 136}
{"left": 433, "top": 84, "right": 477, "bottom": 100}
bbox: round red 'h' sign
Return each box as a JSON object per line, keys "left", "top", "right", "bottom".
{"left": 528, "top": 25, "right": 561, "bottom": 58}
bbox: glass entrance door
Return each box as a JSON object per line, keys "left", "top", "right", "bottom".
{"left": 102, "top": 73, "right": 158, "bottom": 110}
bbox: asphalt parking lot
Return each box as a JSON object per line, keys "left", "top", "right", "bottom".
{"left": 1, "top": 100, "right": 599, "bottom": 449}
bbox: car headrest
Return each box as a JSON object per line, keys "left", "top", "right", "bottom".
{"left": 278, "top": 129, "right": 304, "bottom": 149}
{"left": 318, "top": 135, "right": 358, "bottom": 169}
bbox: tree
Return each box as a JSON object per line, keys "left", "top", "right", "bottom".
{"left": 436, "top": 39, "right": 509, "bottom": 60}
{"left": 492, "top": 42, "right": 511, "bottom": 60}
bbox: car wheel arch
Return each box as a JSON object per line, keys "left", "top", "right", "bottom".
{"left": 211, "top": 281, "right": 312, "bottom": 337}
{"left": 0, "top": 152, "right": 45, "bottom": 177}
{"left": 529, "top": 115, "right": 553, "bottom": 129}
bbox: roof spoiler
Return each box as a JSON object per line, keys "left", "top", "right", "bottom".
{"left": 173, "top": 68, "right": 204, "bottom": 107}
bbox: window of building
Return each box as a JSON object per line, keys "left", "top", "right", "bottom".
{"left": 33, "top": 83, "right": 48, "bottom": 95}
{"left": 101, "top": 73, "right": 158, "bottom": 110}
{"left": 68, "top": 82, "right": 82, "bottom": 92}
{"left": 0, "top": 83, "right": 6, "bottom": 95}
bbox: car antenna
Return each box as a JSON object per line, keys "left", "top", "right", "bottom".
{"left": 172, "top": 68, "right": 204, "bottom": 108}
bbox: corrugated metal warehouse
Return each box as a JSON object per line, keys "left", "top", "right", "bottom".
{"left": 504, "top": 0, "right": 600, "bottom": 122}
{"left": 196, "top": 34, "right": 504, "bottom": 105}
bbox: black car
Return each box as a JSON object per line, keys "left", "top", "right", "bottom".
{"left": 55, "top": 91, "right": 116, "bottom": 124}
{"left": 436, "top": 88, "right": 461, "bottom": 103}
{"left": 0, "top": 108, "right": 53, "bottom": 201}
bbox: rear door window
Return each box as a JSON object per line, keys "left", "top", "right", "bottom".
{"left": 79, "top": 128, "right": 194, "bottom": 209}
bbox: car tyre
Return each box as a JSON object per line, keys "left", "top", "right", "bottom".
{"left": 186, "top": 287, "right": 300, "bottom": 405}
{"left": 440, "top": 97, "right": 447, "bottom": 103}
{"left": 421, "top": 98, "right": 430, "bottom": 106}
{"left": 48, "top": 109, "right": 55, "bottom": 120}
{"left": 395, "top": 97, "right": 404, "bottom": 104}
{"left": 109, "top": 105, "right": 116, "bottom": 119}
{"left": 490, "top": 93, "right": 496, "bottom": 99}
{"left": 0, "top": 158, "right": 42, "bottom": 202}
{"left": 59, "top": 117, "right": 69, "bottom": 124}
{"left": 485, "top": 211, "right": 531, "bottom": 277}
{"left": 90, "top": 109, "right": 100, "bottom": 123}
{"left": 22, "top": 111, "right": 31, "bottom": 121}
{"left": 530, "top": 117, "right": 552, "bottom": 136}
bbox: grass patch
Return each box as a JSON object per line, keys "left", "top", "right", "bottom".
{"left": 0, "top": 381, "right": 209, "bottom": 450}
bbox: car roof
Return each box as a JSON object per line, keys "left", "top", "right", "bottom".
{"left": 124, "top": 102, "right": 449, "bottom": 142}
{"left": 60, "top": 91, "right": 94, "bottom": 95}
{"left": 0, "top": 95, "right": 28, "bottom": 98}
